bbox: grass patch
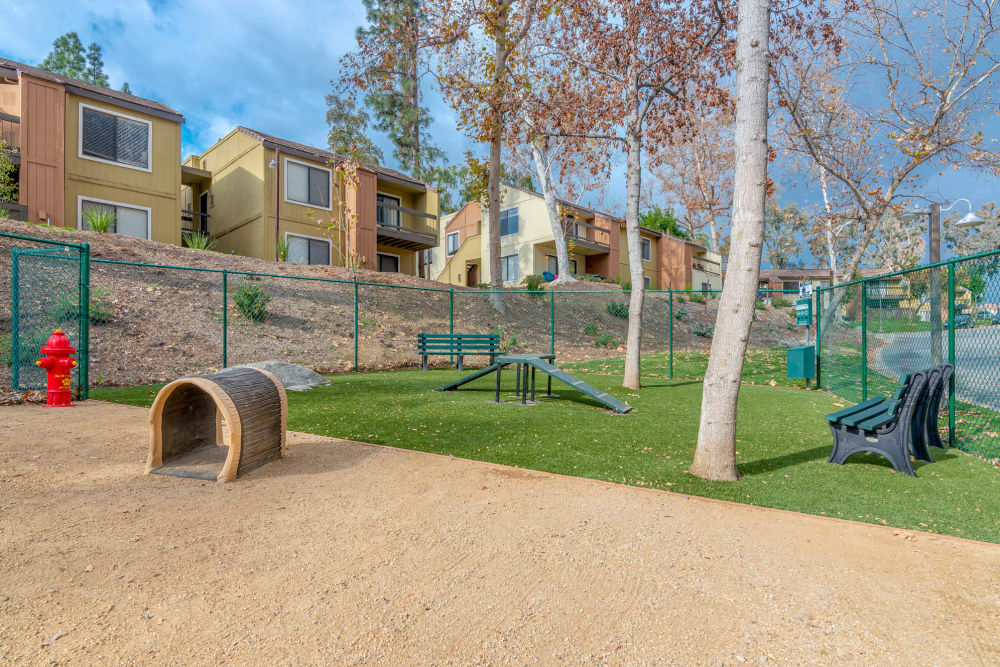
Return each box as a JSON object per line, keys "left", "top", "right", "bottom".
{"left": 91, "top": 365, "right": 1000, "bottom": 543}
{"left": 565, "top": 347, "right": 797, "bottom": 386}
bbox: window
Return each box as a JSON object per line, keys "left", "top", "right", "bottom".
{"left": 640, "top": 237, "right": 651, "bottom": 262}
{"left": 80, "top": 105, "right": 151, "bottom": 171}
{"left": 286, "top": 233, "right": 331, "bottom": 265}
{"left": 377, "top": 193, "right": 402, "bottom": 227}
{"left": 501, "top": 253, "right": 519, "bottom": 282}
{"left": 499, "top": 208, "right": 519, "bottom": 236}
{"left": 79, "top": 198, "right": 150, "bottom": 239}
{"left": 378, "top": 253, "right": 400, "bottom": 273}
{"left": 643, "top": 276, "right": 652, "bottom": 289}
{"left": 702, "top": 282, "right": 711, "bottom": 293}
{"left": 446, "top": 231, "right": 460, "bottom": 256}
{"left": 285, "top": 158, "right": 331, "bottom": 209}
{"left": 424, "top": 248, "right": 434, "bottom": 266}
{"left": 546, "top": 255, "right": 577, "bottom": 276}
{"left": 781, "top": 280, "right": 800, "bottom": 293}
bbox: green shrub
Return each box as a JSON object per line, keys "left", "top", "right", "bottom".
{"left": 522, "top": 274, "right": 545, "bottom": 294}
{"left": 688, "top": 293, "right": 706, "bottom": 305}
{"left": 593, "top": 333, "right": 616, "bottom": 348}
{"left": 0, "top": 329, "right": 53, "bottom": 365}
{"left": 675, "top": 295, "right": 686, "bottom": 303}
{"left": 276, "top": 238, "right": 289, "bottom": 262}
{"left": 692, "top": 323, "right": 715, "bottom": 338}
{"left": 186, "top": 231, "right": 217, "bottom": 252}
{"left": 772, "top": 297, "right": 792, "bottom": 308}
{"left": 83, "top": 207, "right": 114, "bottom": 233}
{"left": 619, "top": 281, "right": 632, "bottom": 292}
{"left": 583, "top": 323, "right": 598, "bottom": 335}
{"left": 234, "top": 281, "right": 270, "bottom": 323}
{"left": 606, "top": 300, "right": 629, "bottom": 319}
{"left": 786, "top": 322, "right": 798, "bottom": 330}
{"left": 46, "top": 288, "right": 115, "bottom": 324}
{"left": 490, "top": 327, "right": 519, "bottom": 352}
{"left": 755, "top": 299, "right": 767, "bottom": 311}
{"left": 674, "top": 309, "right": 689, "bottom": 321}
{"left": 476, "top": 283, "right": 491, "bottom": 290}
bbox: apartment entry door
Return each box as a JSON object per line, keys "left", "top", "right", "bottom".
{"left": 466, "top": 263, "right": 478, "bottom": 286}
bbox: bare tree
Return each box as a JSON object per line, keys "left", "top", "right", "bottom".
{"left": 774, "top": 0, "right": 1000, "bottom": 294}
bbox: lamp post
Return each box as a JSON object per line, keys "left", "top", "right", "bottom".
{"left": 902, "top": 199, "right": 983, "bottom": 365}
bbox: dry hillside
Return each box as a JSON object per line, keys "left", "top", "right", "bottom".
{"left": 1, "top": 219, "right": 801, "bottom": 387}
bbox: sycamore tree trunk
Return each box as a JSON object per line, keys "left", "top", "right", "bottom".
{"left": 690, "top": 0, "right": 771, "bottom": 481}
{"left": 530, "top": 137, "right": 575, "bottom": 283}
{"left": 487, "top": 8, "right": 510, "bottom": 312}
{"left": 623, "top": 118, "right": 645, "bottom": 390}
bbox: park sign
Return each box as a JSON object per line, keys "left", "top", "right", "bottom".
{"left": 796, "top": 298, "right": 812, "bottom": 326}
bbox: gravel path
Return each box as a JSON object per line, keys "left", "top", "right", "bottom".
{"left": 1, "top": 402, "right": 999, "bottom": 664}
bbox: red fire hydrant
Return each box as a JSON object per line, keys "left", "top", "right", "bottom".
{"left": 36, "top": 329, "right": 77, "bottom": 407}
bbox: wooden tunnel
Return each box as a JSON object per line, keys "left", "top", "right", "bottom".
{"left": 146, "top": 367, "right": 287, "bottom": 482}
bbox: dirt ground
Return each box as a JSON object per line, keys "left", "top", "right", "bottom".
{"left": 2, "top": 403, "right": 998, "bottom": 665}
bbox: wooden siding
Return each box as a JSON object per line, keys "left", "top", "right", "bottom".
{"left": 352, "top": 168, "right": 377, "bottom": 270}
{"left": 19, "top": 74, "right": 64, "bottom": 225}
{"left": 204, "top": 132, "right": 267, "bottom": 257}
{"left": 63, "top": 93, "right": 181, "bottom": 244}
{"left": 445, "top": 201, "right": 482, "bottom": 247}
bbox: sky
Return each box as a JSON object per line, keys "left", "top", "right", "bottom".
{"left": 1, "top": 0, "right": 997, "bottom": 267}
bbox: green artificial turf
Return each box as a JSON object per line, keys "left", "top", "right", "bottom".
{"left": 92, "top": 367, "right": 1000, "bottom": 543}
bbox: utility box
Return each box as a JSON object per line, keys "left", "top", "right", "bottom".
{"left": 787, "top": 345, "right": 815, "bottom": 379}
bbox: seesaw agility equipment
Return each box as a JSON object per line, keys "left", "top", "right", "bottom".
{"left": 146, "top": 367, "right": 287, "bottom": 482}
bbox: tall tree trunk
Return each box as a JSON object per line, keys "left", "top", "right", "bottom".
{"left": 709, "top": 215, "right": 720, "bottom": 253}
{"left": 410, "top": 34, "right": 421, "bottom": 175}
{"left": 818, "top": 168, "right": 838, "bottom": 280}
{"left": 530, "top": 136, "right": 575, "bottom": 283}
{"left": 623, "top": 119, "right": 645, "bottom": 390}
{"left": 488, "top": 6, "right": 509, "bottom": 310}
{"left": 690, "top": 0, "right": 771, "bottom": 481}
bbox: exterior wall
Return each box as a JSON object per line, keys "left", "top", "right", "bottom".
{"left": 63, "top": 93, "right": 181, "bottom": 245}
{"left": 352, "top": 168, "right": 378, "bottom": 269}
{"left": 479, "top": 185, "right": 554, "bottom": 285}
{"left": 432, "top": 201, "right": 482, "bottom": 282}
{"left": 617, "top": 228, "right": 660, "bottom": 288}
{"left": 435, "top": 233, "right": 482, "bottom": 285}
{"left": 197, "top": 130, "right": 267, "bottom": 258}
{"left": 586, "top": 214, "right": 619, "bottom": 277}
{"left": 690, "top": 247, "right": 723, "bottom": 291}
{"left": 532, "top": 245, "right": 587, "bottom": 278}
{"left": 657, "top": 235, "right": 689, "bottom": 290}
{"left": 0, "top": 78, "right": 19, "bottom": 116}
{"left": 19, "top": 74, "right": 65, "bottom": 225}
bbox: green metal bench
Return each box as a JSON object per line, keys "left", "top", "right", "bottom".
{"left": 826, "top": 371, "right": 929, "bottom": 476}
{"left": 417, "top": 333, "right": 500, "bottom": 371}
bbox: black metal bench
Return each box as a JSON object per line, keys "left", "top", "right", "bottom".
{"left": 920, "top": 363, "right": 953, "bottom": 450}
{"left": 417, "top": 333, "right": 500, "bottom": 371}
{"left": 826, "top": 371, "right": 929, "bottom": 476}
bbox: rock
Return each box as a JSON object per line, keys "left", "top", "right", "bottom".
{"left": 227, "top": 361, "right": 328, "bottom": 392}
{"left": 41, "top": 631, "right": 65, "bottom": 646}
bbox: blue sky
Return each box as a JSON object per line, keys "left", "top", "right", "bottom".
{"left": 1, "top": 0, "right": 997, "bottom": 265}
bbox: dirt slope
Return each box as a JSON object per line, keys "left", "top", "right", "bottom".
{"left": 1, "top": 219, "right": 801, "bottom": 386}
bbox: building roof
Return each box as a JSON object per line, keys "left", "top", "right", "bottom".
{"left": 236, "top": 126, "right": 429, "bottom": 191}
{"left": 0, "top": 57, "right": 183, "bottom": 123}
{"left": 759, "top": 268, "right": 892, "bottom": 280}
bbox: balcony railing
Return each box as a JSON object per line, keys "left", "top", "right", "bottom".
{"left": 181, "top": 209, "right": 209, "bottom": 235}
{"left": 0, "top": 112, "right": 19, "bottom": 155}
{"left": 376, "top": 201, "right": 438, "bottom": 249}
{"left": 562, "top": 217, "right": 610, "bottom": 250}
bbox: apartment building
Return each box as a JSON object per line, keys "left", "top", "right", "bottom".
{"left": 0, "top": 58, "right": 184, "bottom": 242}
{"left": 181, "top": 127, "right": 439, "bottom": 273}
{"left": 430, "top": 183, "right": 723, "bottom": 290}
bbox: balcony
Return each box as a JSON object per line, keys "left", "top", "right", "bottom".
{"left": 181, "top": 210, "right": 209, "bottom": 236}
{"left": 1, "top": 112, "right": 20, "bottom": 163}
{"left": 562, "top": 216, "right": 610, "bottom": 255}
{"left": 376, "top": 201, "right": 438, "bottom": 251}
{"left": 693, "top": 255, "right": 722, "bottom": 276}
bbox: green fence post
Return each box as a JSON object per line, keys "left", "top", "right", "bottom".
{"left": 221, "top": 269, "right": 228, "bottom": 368}
{"left": 815, "top": 289, "right": 822, "bottom": 389}
{"left": 549, "top": 290, "right": 555, "bottom": 356}
{"left": 668, "top": 290, "right": 674, "bottom": 379}
{"left": 354, "top": 279, "right": 359, "bottom": 372}
{"left": 449, "top": 287, "right": 455, "bottom": 364}
{"left": 11, "top": 250, "right": 20, "bottom": 391}
{"left": 79, "top": 243, "right": 90, "bottom": 400}
{"left": 948, "top": 263, "right": 956, "bottom": 448}
{"left": 861, "top": 282, "right": 868, "bottom": 401}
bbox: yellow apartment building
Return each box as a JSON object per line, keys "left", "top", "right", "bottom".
{"left": 181, "top": 127, "right": 439, "bottom": 274}
{"left": 0, "top": 58, "right": 184, "bottom": 242}
{"left": 430, "top": 183, "right": 723, "bottom": 290}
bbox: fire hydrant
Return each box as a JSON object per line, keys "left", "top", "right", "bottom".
{"left": 36, "top": 329, "right": 77, "bottom": 407}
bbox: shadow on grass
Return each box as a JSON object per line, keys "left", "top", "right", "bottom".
{"left": 741, "top": 445, "right": 830, "bottom": 476}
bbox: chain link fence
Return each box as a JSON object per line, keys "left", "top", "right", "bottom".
{"left": 3, "top": 232, "right": 806, "bottom": 397}
{"left": 817, "top": 248, "right": 1000, "bottom": 459}
{"left": 0, "top": 232, "right": 89, "bottom": 399}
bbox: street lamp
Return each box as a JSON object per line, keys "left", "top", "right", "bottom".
{"left": 900, "top": 198, "right": 982, "bottom": 365}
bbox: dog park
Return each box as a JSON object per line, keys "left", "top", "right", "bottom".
{"left": 3, "top": 224, "right": 1000, "bottom": 663}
